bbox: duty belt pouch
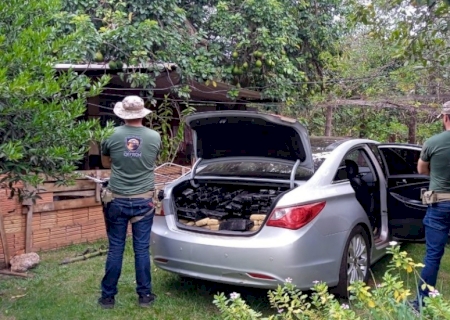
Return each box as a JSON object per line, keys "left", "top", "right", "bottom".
{"left": 101, "top": 188, "right": 113, "bottom": 215}
{"left": 422, "top": 190, "right": 437, "bottom": 205}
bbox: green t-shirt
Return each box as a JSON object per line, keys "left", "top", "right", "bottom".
{"left": 101, "top": 125, "right": 161, "bottom": 195}
{"left": 420, "top": 130, "right": 450, "bottom": 192}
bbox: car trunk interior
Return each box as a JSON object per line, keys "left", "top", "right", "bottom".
{"left": 172, "top": 180, "right": 291, "bottom": 234}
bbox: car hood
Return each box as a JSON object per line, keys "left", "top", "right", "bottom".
{"left": 185, "top": 111, "right": 314, "bottom": 172}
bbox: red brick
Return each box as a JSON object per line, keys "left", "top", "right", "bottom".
{"left": 31, "top": 214, "right": 41, "bottom": 230}
{"left": 40, "top": 211, "right": 57, "bottom": 228}
{"left": 4, "top": 214, "right": 25, "bottom": 233}
{"left": 88, "top": 206, "right": 104, "bottom": 221}
{"left": 32, "top": 227, "right": 49, "bottom": 237}
{"left": 56, "top": 209, "right": 74, "bottom": 226}
{"left": 50, "top": 226, "right": 67, "bottom": 244}
{"left": 73, "top": 208, "right": 89, "bottom": 224}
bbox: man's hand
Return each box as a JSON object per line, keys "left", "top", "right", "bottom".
{"left": 417, "top": 159, "right": 430, "bottom": 175}
{"left": 101, "top": 155, "right": 112, "bottom": 169}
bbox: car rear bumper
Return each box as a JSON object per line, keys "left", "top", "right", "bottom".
{"left": 150, "top": 216, "right": 347, "bottom": 290}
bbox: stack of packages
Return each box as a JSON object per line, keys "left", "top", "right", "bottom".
{"left": 175, "top": 185, "right": 283, "bottom": 232}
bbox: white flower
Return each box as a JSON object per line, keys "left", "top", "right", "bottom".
{"left": 389, "top": 241, "right": 398, "bottom": 246}
{"left": 312, "top": 280, "right": 320, "bottom": 284}
{"left": 229, "top": 292, "right": 240, "bottom": 300}
{"left": 429, "top": 289, "right": 440, "bottom": 298}
{"left": 341, "top": 303, "right": 350, "bottom": 310}
{"left": 278, "top": 308, "right": 284, "bottom": 313}
{"left": 285, "top": 277, "right": 292, "bottom": 283}
{"left": 377, "top": 284, "right": 383, "bottom": 288}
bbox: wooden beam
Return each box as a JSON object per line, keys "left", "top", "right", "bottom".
{"left": 317, "top": 99, "right": 441, "bottom": 114}
{"left": 36, "top": 170, "right": 111, "bottom": 182}
{"left": 26, "top": 197, "right": 99, "bottom": 213}
{"left": 37, "top": 180, "right": 96, "bottom": 193}
{"left": 25, "top": 205, "right": 33, "bottom": 253}
{"left": 53, "top": 190, "right": 96, "bottom": 197}
{"left": 95, "top": 170, "right": 101, "bottom": 203}
{"left": 0, "top": 214, "right": 10, "bottom": 267}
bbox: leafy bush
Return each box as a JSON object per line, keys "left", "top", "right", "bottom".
{"left": 213, "top": 243, "right": 450, "bottom": 319}
{"left": 0, "top": 0, "right": 113, "bottom": 201}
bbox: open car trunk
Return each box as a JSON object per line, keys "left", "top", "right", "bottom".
{"left": 172, "top": 180, "right": 290, "bottom": 234}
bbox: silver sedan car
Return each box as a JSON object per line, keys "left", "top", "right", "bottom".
{"left": 151, "top": 111, "right": 428, "bottom": 297}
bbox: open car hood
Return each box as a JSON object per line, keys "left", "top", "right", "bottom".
{"left": 185, "top": 111, "right": 314, "bottom": 172}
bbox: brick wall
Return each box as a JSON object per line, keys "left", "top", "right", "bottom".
{"left": 0, "top": 165, "right": 190, "bottom": 268}
{"left": 0, "top": 176, "right": 108, "bottom": 268}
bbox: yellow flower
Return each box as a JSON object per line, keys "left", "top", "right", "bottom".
{"left": 406, "top": 265, "right": 413, "bottom": 273}
{"left": 368, "top": 300, "right": 376, "bottom": 308}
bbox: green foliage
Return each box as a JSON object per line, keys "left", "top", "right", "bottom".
{"left": 147, "top": 96, "right": 195, "bottom": 165}
{"left": 349, "top": 0, "right": 450, "bottom": 69}
{"left": 213, "top": 243, "right": 450, "bottom": 319}
{"left": 0, "top": 0, "right": 114, "bottom": 201}
{"left": 59, "top": 0, "right": 344, "bottom": 105}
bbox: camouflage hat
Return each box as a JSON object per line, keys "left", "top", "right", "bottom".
{"left": 113, "top": 95, "right": 151, "bottom": 120}
{"left": 442, "top": 101, "right": 450, "bottom": 115}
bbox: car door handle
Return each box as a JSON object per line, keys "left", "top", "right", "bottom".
{"left": 396, "top": 179, "right": 407, "bottom": 186}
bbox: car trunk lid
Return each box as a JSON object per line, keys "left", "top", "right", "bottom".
{"left": 185, "top": 111, "right": 314, "bottom": 173}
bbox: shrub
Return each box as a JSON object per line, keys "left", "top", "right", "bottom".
{"left": 213, "top": 242, "right": 450, "bottom": 319}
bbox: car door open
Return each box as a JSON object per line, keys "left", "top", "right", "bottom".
{"left": 377, "top": 144, "right": 429, "bottom": 242}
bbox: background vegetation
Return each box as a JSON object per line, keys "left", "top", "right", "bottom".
{"left": 2, "top": 0, "right": 450, "bottom": 189}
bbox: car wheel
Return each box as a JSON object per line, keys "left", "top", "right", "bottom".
{"left": 333, "top": 225, "right": 371, "bottom": 299}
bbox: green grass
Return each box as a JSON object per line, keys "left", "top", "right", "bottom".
{"left": 0, "top": 239, "right": 271, "bottom": 320}
{"left": 1, "top": 241, "right": 449, "bottom": 320}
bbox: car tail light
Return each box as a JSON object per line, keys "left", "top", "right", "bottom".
{"left": 266, "top": 201, "right": 326, "bottom": 230}
{"left": 247, "top": 273, "right": 276, "bottom": 280}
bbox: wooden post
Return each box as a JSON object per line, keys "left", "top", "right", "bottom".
{"left": 0, "top": 213, "right": 10, "bottom": 267}
{"left": 25, "top": 205, "right": 33, "bottom": 253}
{"left": 408, "top": 109, "right": 417, "bottom": 144}
{"left": 95, "top": 169, "right": 101, "bottom": 203}
{"left": 22, "top": 184, "right": 35, "bottom": 254}
{"left": 324, "top": 106, "right": 333, "bottom": 136}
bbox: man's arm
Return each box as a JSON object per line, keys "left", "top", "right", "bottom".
{"left": 100, "top": 140, "right": 111, "bottom": 169}
{"left": 417, "top": 159, "right": 430, "bottom": 175}
{"left": 101, "top": 155, "right": 112, "bottom": 169}
{"left": 418, "top": 141, "right": 431, "bottom": 175}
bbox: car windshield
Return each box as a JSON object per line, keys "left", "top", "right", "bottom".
{"left": 196, "top": 136, "right": 350, "bottom": 180}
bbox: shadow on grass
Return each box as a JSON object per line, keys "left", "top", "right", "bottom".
{"left": 161, "top": 274, "right": 275, "bottom": 314}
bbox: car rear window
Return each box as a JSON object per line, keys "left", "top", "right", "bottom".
{"left": 196, "top": 137, "right": 350, "bottom": 180}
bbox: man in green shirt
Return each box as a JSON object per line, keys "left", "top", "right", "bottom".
{"left": 412, "top": 102, "right": 450, "bottom": 312}
{"left": 98, "top": 95, "right": 161, "bottom": 309}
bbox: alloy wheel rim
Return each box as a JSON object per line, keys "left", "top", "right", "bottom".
{"left": 347, "top": 234, "right": 368, "bottom": 285}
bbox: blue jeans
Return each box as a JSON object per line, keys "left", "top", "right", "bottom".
{"left": 101, "top": 197, "right": 155, "bottom": 298}
{"left": 418, "top": 201, "right": 450, "bottom": 301}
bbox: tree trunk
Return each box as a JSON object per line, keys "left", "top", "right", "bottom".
{"left": 324, "top": 106, "right": 333, "bottom": 136}
{"left": 359, "top": 109, "right": 366, "bottom": 138}
{"left": 408, "top": 109, "right": 417, "bottom": 144}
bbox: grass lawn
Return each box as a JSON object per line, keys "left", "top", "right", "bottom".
{"left": 0, "top": 240, "right": 449, "bottom": 320}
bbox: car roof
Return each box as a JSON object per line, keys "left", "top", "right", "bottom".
{"left": 310, "top": 136, "right": 353, "bottom": 152}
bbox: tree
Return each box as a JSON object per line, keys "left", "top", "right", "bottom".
{"left": 59, "top": 0, "right": 345, "bottom": 107}
{"left": 297, "top": 0, "right": 449, "bottom": 142}
{"left": 0, "top": 0, "right": 113, "bottom": 200}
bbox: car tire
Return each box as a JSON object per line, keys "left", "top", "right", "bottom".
{"left": 333, "top": 225, "right": 371, "bottom": 299}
